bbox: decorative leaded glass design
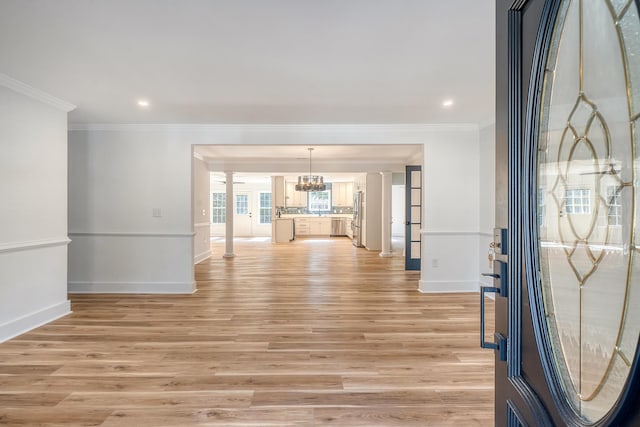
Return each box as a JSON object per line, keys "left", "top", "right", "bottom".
{"left": 536, "top": 0, "right": 640, "bottom": 422}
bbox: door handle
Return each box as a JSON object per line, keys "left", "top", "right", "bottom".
{"left": 480, "top": 286, "right": 507, "bottom": 361}
{"left": 482, "top": 260, "right": 508, "bottom": 297}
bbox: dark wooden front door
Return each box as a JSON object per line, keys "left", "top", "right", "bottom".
{"left": 492, "top": 1, "right": 640, "bottom": 425}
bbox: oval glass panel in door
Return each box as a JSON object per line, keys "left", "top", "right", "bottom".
{"left": 537, "top": 0, "right": 640, "bottom": 422}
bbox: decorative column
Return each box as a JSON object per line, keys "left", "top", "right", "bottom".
{"left": 223, "top": 171, "right": 235, "bottom": 258}
{"left": 380, "top": 171, "right": 393, "bottom": 257}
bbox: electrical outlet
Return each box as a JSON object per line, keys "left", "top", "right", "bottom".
{"left": 152, "top": 208, "right": 162, "bottom": 218}
{"left": 431, "top": 258, "right": 439, "bottom": 268}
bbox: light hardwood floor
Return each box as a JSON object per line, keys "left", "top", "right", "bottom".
{"left": 0, "top": 236, "right": 494, "bottom": 426}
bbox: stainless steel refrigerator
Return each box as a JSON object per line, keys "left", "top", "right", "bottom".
{"left": 352, "top": 191, "right": 364, "bottom": 247}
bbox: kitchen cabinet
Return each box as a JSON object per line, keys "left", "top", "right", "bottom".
{"left": 285, "top": 182, "right": 308, "bottom": 207}
{"left": 342, "top": 218, "right": 351, "bottom": 237}
{"left": 286, "top": 181, "right": 352, "bottom": 208}
{"left": 294, "top": 217, "right": 331, "bottom": 236}
{"left": 332, "top": 182, "right": 354, "bottom": 207}
{"left": 272, "top": 176, "right": 285, "bottom": 207}
{"left": 345, "top": 182, "right": 354, "bottom": 205}
{"left": 294, "top": 218, "right": 310, "bottom": 235}
{"left": 309, "top": 218, "right": 331, "bottom": 235}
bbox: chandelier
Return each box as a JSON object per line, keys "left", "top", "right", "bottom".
{"left": 295, "top": 148, "right": 326, "bottom": 192}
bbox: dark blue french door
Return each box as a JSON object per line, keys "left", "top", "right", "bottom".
{"left": 405, "top": 165, "right": 421, "bottom": 271}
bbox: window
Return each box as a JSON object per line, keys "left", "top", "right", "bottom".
{"left": 565, "top": 189, "right": 590, "bottom": 214}
{"left": 607, "top": 186, "right": 622, "bottom": 226}
{"left": 308, "top": 187, "right": 332, "bottom": 212}
{"left": 236, "top": 194, "right": 249, "bottom": 215}
{"left": 538, "top": 187, "right": 546, "bottom": 227}
{"left": 259, "top": 192, "right": 272, "bottom": 224}
{"left": 212, "top": 193, "right": 226, "bottom": 223}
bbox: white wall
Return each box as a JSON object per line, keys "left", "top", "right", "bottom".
{"left": 420, "top": 126, "right": 484, "bottom": 292}
{"left": 0, "top": 79, "right": 73, "bottom": 341}
{"left": 479, "top": 123, "right": 496, "bottom": 234}
{"left": 68, "top": 129, "right": 195, "bottom": 293}
{"left": 67, "top": 124, "right": 490, "bottom": 295}
{"left": 193, "top": 155, "right": 211, "bottom": 264}
{"left": 364, "top": 172, "right": 382, "bottom": 251}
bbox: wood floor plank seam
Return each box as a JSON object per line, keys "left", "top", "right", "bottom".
{"left": 0, "top": 237, "right": 494, "bottom": 426}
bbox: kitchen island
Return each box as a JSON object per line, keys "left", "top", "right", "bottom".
{"left": 272, "top": 215, "right": 352, "bottom": 243}
{"left": 272, "top": 218, "right": 294, "bottom": 243}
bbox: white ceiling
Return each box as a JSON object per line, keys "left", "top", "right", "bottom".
{"left": 0, "top": 0, "right": 495, "bottom": 125}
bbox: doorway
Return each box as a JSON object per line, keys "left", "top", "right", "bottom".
{"left": 391, "top": 175, "right": 406, "bottom": 257}
{"left": 233, "top": 191, "right": 253, "bottom": 236}
{"left": 233, "top": 191, "right": 272, "bottom": 237}
{"left": 210, "top": 176, "right": 273, "bottom": 238}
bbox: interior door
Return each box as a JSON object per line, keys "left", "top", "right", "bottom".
{"left": 252, "top": 191, "right": 273, "bottom": 236}
{"left": 405, "top": 165, "right": 421, "bottom": 270}
{"left": 491, "top": 1, "right": 640, "bottom": 425}
{"left": 234, "top": 191, "right": 253, "bottom": 236}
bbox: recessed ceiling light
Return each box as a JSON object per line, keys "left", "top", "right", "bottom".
{"left": 442, "top": 99, "right": 454, "bottom": 107}
{"left": 137, "top": 100, "right": 150, "bottom": 107}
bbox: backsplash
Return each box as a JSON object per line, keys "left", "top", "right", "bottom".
{"left": 279, "top": 206, "right": 353, "bottom": 215}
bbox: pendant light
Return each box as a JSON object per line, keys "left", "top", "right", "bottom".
{"left": 295, "top": 148, "right": 326, "bottom": 192}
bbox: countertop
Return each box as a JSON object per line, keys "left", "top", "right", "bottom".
{"left": 272, "top": 218, "right": 294, "bottom": 223}
{"left": 281, "top": 214, "right": 352, "bottom": 219}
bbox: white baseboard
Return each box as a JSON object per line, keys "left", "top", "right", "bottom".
{"left": 194, "top": 250, "right": 212, "bottom": 264}
{"left": 68, "top": 281, "right": 196, "bottom": 294}
{"left": 418, "top": 280, "right": 480, "bottom": 293}
{"left": 0, "top": 300, "right": 71, "bottom": 343}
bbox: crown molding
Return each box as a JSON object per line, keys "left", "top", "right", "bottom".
{"left": 0, "top": 73, "right": 76, "bottom": 112}
{"left": 68, "top": 123, "right": 479, "bottom": 133}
